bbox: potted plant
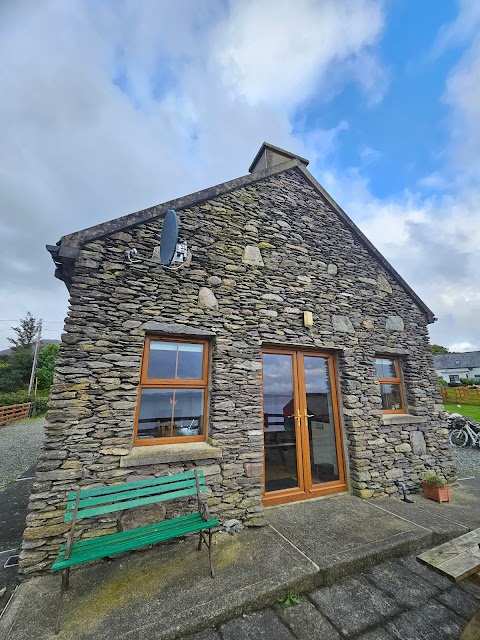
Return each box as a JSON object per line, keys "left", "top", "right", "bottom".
{"left": 421, "top": 472, "right": 451, "bottom": 503}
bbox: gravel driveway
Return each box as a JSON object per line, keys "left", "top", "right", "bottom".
{"left": 452, "top": 444, "right": 480, "bottom": 478}
{"left": 0, "top": 417, "right": 45, "bottom": 491}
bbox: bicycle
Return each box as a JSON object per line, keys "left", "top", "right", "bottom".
{"left": 449, "top": 419, "right": 480, "bottom": 448}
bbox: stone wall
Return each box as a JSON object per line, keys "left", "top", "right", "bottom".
{"left": 20, "top": 167, "right": 454, "bottom": 574}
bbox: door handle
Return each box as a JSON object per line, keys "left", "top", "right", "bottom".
{"left": 306, "top": 414, "right": 314, "bottom": 418}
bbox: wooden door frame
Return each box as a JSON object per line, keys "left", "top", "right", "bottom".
{"left": 261, "top": 346, "right": 348, "bottom": 507}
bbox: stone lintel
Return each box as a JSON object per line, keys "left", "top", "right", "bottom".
{"left": 370, "top": 346, "right": 410, "bottom": 356}
{"left": 381, "top": 414, "right": 427, "bottom": 426}
{"left": 120, "top": 442, "right": 223, "bottom": 467}
{"left": 141, "top": 322, "right": 216, "bottom": 338}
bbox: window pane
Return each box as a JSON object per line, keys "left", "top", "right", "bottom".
{"left": 147, "top": 341, "right": 204, "bottom": 380}
{"left": 262, "top": 353, "right": 299, "bottom": 492}
{"left": 137, "top": 388, "right": 204, "bottom": 439}
{"left": 177, "top": 343, "right": 204, "bottom": 379}
{"left": 375, "top": 358, "right": 396, "bottom": 379}
{"left": 380, "top": 384, "right": 403, "bottom": 411}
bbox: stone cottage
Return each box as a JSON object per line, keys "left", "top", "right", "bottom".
{"left": 21, "top": 142, "right": 454, "bottom": 574}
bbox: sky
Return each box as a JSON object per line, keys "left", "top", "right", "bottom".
{"left": 1, "top": 0, "right": 479, "bottom": 352}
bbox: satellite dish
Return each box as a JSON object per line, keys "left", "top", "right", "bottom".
{"left": 160, "top": 209, "right": 179, "bottom": 266}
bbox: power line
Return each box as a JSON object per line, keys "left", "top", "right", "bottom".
{"left": 0, "top": 319, "right": 62, "bottom": 323}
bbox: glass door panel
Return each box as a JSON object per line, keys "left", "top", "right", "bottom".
{"left": 262, "top": 353, "right": 300, "bottom": 493}
{"left": 302, "top": 356, "right": 340, "bottom": 485}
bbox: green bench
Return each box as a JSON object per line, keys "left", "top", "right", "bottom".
{"left": 52, "top": 469, "right": 219, "bottom": 634}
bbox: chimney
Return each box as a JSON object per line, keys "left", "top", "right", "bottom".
{"left": 248, "top": 142, "right": 309, "bottom": 173}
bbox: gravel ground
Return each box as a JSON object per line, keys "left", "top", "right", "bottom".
{"left": 0, "top": 417, "right": 45, "bottom": 491}
{"left": 452, "top": 443, "right": 480, "bottom": 478}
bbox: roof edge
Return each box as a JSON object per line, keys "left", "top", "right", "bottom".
{"left": 59, "top": 158, "right": 301, "bottom": 249}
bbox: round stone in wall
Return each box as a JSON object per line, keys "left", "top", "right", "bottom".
{"left": 207, "top": 276, "right": 222, "bottom": 287}
{"left": 198, "top": 287, "right": 219, "bottom": 310}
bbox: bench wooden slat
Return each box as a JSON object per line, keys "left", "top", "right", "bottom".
{"left": 59, "top": 512, "right": 202, "bottom": 553}
{"left": 66, "top": 485, "right": 201, "bottom": 522}
{"left": 66, "top": 470, "right": 202, "bottom": 501}
{"left": 52, "top": 513, "right": 219, "bottom": 571}
{"left": 66, "top": 477, "right": 204, "bottom": 511}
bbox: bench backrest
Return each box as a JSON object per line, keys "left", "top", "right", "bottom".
{"left": 65, "top": 470, "right": 205, "bottom": 523}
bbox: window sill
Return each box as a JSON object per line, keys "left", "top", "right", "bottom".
{"left": 120, "top": 442, "right": 223, "bottom": 468}
{"left": 381, "top": 414, "right": 427, "bottom": 426}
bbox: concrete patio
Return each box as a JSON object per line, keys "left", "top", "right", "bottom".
{"left": 1, "top": 479, "right": 479, "bottom": 640}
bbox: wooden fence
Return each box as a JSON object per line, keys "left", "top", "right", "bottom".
{"left": 441, "top": 387, "right": 480, "bottom": 405}
{"left": 0, "top": 403, "right": 31, "bottom": 427}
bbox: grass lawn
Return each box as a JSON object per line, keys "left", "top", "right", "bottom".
{"left": 444, "top": 402, "right": 480, "bottom": 422}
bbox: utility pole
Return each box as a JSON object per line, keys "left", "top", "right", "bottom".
{"left": 28, "top": 319, "right": 42, "bottom": 396}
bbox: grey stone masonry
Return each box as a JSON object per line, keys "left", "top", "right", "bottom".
{"left": 21, "top": 166, "right": 453, "bottom": 574}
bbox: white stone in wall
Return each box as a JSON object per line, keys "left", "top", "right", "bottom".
{"left": 378, "top": 274, "right": 393, "bottom": 293}
{"left": 242, "top": 245, "right": 264, "bottom": 266}
{"left": 386, "top": 315, "right": 404, "bottom": 331}
{"left": 262, "top": 293, "right": 283, "bottom": 302}
{"left": 332, "top": 315, "right": 355, "bottom": 333}
{"left": 327, "top": 263, "right": 338, "bottom": 275}
{"left": 410, "top": 431, "right": 427, "bottom": 455}
{"left": 198, "top": 287, "right": 219, "bottom": 310}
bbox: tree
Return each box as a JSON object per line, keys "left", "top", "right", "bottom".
{"left": 0, "top": 347, "right": 33, "bottom": 391}
{"left": 431, "top": 344, "right": 449, "bottom": 354}
{"left": 36, "top": 343, "right": 60, "bottom": 391}
{"left": 7, "top": 312, "right": 39, "bottom": 351}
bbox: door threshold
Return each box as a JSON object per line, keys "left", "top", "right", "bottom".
{"left": 264, "top": 490, "right": 350, "bottom": 509}
{"left": 263, "top": 485, "right": 349, "bottom": 508}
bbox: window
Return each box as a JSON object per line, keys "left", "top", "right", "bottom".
{"left": 134, "top": 337, "right": 209, "bottom": 445}
{"left": 449, "top": 375, "right": 460, "bottom": 383}
{"left": 375, "top": 356, "right": 405, "bottom": 413}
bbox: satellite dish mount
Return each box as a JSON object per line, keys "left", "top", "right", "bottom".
{"left": 124, "top": 209, "right": 189, "bottom": 269}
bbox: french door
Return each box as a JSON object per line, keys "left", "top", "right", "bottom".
{"left": 262, "top": 348, "right": 347, "bottom": 506}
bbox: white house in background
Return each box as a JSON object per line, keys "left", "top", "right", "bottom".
{"left": 434, "top": 351, "right": 480, "bottom": 383}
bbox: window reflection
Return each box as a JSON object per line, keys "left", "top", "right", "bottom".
{"left": 262, "top": 353, "right": 299, "bottom": 492}
{"left": 147, "top": 342, "right": 203, "bottom": 380}
{"left": 137, "top": 388, "right": 204, "bottom": 439}
{"left": 304, "top": 357, "right": 339, "bottom": 484}
{"left": 380, "top": 384, "right": 402, "bottom": 411}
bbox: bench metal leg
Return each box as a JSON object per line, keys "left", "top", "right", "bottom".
{"left": 197, "top": 530, "right": 215, "bottom": 578}
{"left": 55, "top": 569, "right": 70, "bottom": 634}
{"left": 208, "top": 529, "right": 215, "bottom": 579}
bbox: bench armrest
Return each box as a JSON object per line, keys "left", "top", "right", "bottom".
{"left": 64, "top": 489, "right": 81, "bottom": 561}
{"left": 198, "top": 498, "right": 211, "bottom": 523}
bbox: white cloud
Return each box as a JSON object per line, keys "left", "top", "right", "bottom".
{"left": 215, "top": 0, "right": 386, "bottom": 106}
{"left": 448, "top": 341, "right": 479, "bottom": 353}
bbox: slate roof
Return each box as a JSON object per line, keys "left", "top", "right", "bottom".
{"left": 433, "top": 352, "right": 480, "bottom": 370}
{"left": 46, "top": 142, "right": 435, "bottom": 323}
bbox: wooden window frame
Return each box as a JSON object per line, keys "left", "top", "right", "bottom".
{"left": 375, "top": 355, "right": 406, "bottom": 414}
{"left": 133, "top": 336, "right": 209, "bottom": 446}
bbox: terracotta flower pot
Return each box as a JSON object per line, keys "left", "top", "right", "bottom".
{"left": 421, "top": 482, "right": 451, "bottom": 503}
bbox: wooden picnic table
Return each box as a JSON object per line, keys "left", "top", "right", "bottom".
{"left": 417, "top": 528, "right": 480, "bottom": 640}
